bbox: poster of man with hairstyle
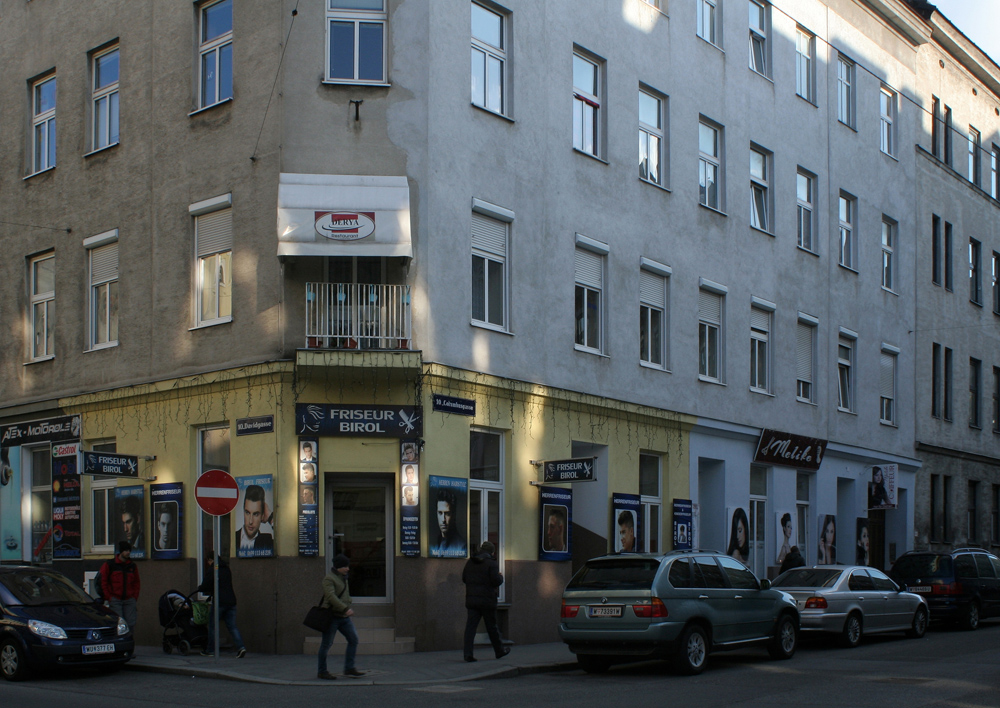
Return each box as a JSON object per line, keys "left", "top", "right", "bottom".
{"left": 235, "top": 475, "right": 274, "bottom": 558}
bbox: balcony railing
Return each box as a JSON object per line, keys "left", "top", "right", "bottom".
{"left": 305, "top": 283, "right": 411, "bottom": 350}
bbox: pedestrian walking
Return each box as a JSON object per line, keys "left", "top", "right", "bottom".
{"left": 317, "top": 554, "right": 365, "bottom": 679}
{"left": 99, "top": 541, "right": 140, "bottom": 631}
{"left": 198, "top": 552, "right": 247, "bottom": 658}
{"left": 462, "top": 541, "right": 509, "bottom": 662}
{"left": 779, "top": 545, "right": 806, "bottom": 574}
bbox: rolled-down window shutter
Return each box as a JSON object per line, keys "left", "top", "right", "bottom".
{"left": 880, "top": 352, "right": 895, "bottom": 397}
{"left": 750, "top": 306, "right": 770, "bottom": 332}
{"left": 575, "top": 248, "right": 603, "bottom": 289}
{"left": 471, "top": 213, "right": 507, "bottom": 258}
{"left": 796, "top": 322, "right": 812, "bottom": 382}
{"left": 90, "top": 242, "right": 119, "bottom": 285}
{"left": 196, "top": 208, "right": 233, "bottom": 258}
{"left": 698, "top": 289, "right": 721, "bottom": 324}
{"left": 639, "top": 270, "right": 665, "bottom": 308}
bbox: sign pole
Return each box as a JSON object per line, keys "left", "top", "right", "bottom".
{"left": 213, "top": 515, "right": 220, "bottom": 661}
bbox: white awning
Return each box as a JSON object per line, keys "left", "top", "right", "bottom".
{"left": 277, "top": 173, "right": 412, "bottom": 258}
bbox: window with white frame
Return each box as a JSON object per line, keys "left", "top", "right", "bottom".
{"left": 639, "top": 88, "right": 665, "bottom": 185}
{"left": 699, "top": 119, "right": 722, "bottom": 210}
{"left": 90, "top": 440, "right": 117, "bottom": 552}
{"left": 837, "top": 333, "right": 855, "bottom": 412}
{"left": 574, "top": 242, "right": 605, "bottom": 352}
{"left": 471, "top": 2, "right": 505, "bottom": 115}
{"left": 639, "top": 266, "right": 668, "bottom": 368}
{"left": 796, "top": 316, "right": 816, "bottom": 402}
{"left": 470, "top": 429, "right": 505, "bottom": 600}
{"left": 881, "top": 217, "right": 896, "bottom": 292}
{"left": 698, "top": 0, "right": 718, "bottom": 45}
{"left": 198, "top": 426, "right": 231, "bottom": 566}
{"left": 879, "top": 87, "right": 895, "bottom": 156}
{"left": 698, "top": 287, "right": 724, "bottom": 382}
{"left": 970, "top": 237, "right": 982, "bottom": 305}
{"left": 796, "top": 169, "right": 815, "bottom": 252}
{"left": 748, "top": 1, "right": 768, "bottom": 76}
{"left": 199, "top": 0, "right": 233, "bottom": 108}
{"left": 970, "top": 357, "right": 982, "bottom": 428}
{"left": 29, "top": 446, "right": 53, "bottom": 563}
{"left": 327, "top": 0, "right": 387, "bottom": 84}
{"left": 880, "top": 347, "right": 897, "bottom": 425}
{"left": 29, "top": 253, "right": 55, "bottom": 360}
{"left": 968, "top": 127, "right": 981, "bottom": 186}
{"left": 572, "top": 52, "right": 602, "bottom": 158}
{"left": 92, "top": 47, "right": 119, "bottom": 150}
{"left": 749, "top": 305, "right": 771, "bottom": 393}
{"left": 795, "top": 29, "right": 814, "bottom": 102}
{"left": 750, "top": 145, "right": 770, "bottom": 232}
{"left": 838, "top": 192, "right": 856, "bottom": 270}
{"left": 749, "top": 466, "right": 767, "bottom": 577}
{"left": 32, "top": 75, "right": 56, "bottom": 173}
{"left": 88, "top": 234, "right": 119, "bottom": 349}
{"left": 796, "top": 472, "right": 811, "bottom": 559}
{"left": 471, "top": 208, "right": 509, "bottom": 330}
{"left": 639, "top": 453, "right": 662, "bottom": 553}
{"left": 837, "top": 56, "right": 854, "bottom": 127}
{"left": 191, "top": 196, "right": 233, "bottom": 326}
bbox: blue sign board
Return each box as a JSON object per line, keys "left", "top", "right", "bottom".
{"left": 673, "top": 498, "right": 693, "bottom": 551}
{"left": 432, "top": 394, "right": 476, "bottom": 417}
{"left": 83, "top": 451, "right": 139, "bottom": 477}
{"left": 539, "top": 486, "right": 572, "bottom": 562}
{"left": 612, "top": 493, "right": 641, "bottom": 554}
{"left": 296, "top": 404, "right": 422, "bottom": 438}
{"left": 236, "top": 415, "right": 275, "bottom": 436}
{"left": 543, "top": 458, "right": 595, "bottom": 483}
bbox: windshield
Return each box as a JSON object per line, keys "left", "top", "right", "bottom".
{"left": 0, "top": 570, "right": 95, "bottom": 607}
{"left": 566, "top": 558, "right": 660, "bottom": 590}
{"left": 890, "top": 555, "right": 953, "bottom": 580}
{"left": 773, "top": 568, "right": 841, "bottom": 588}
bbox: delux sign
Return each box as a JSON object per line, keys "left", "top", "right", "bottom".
{"left": 753, "top": 429, "right": 827, "bottom": 470}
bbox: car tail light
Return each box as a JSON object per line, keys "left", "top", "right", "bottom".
{"left": 561, "top": 602, "right": 580, "bottom": 619}
{"left": 632, "top": 598, "right": 669, "bottom": 618}
{"left": 933, "top": 582, "right": 963, "bottom": 595}
{"left": 804, "top": 596, "right": 828, "bottom": 609}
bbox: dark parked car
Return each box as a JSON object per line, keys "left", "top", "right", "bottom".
{"left": 889, "top": 548, "right": 1000, "bottom": 630}
{"left": 558, "top": 552, "right": 799, "bottom": 675}
{"left": 0, "top": 566, "right": 134, "bottom": 681}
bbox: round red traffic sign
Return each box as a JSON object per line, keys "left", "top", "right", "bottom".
{"left": 195, "top": 468, "right": 240, "bottom": 516}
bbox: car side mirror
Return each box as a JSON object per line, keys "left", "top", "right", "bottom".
{"left": 759, "top": 578, "right": 771, "bottom": 590}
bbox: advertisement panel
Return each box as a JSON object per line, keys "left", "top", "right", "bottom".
{"left": 612, "top": 493, "right": 641, "bottom": 553}
{"left": 298, "top": 438, "right": 319, "bottom": 557}
{"left": 151, "top": 483, "right": 183, "bottom": 560}
{"left": 235, "top": 474, "right": 275, "bottom": 558}
{"left": 539, "top": 486, "right": 572, "bottom": 561}
{"left": 672, "top": 498, "right": 693, "bottom": 551}
{"left": 1, "top": 447, "right": 21, "bottom": 560}
{"left": 400, "top": 441, "right": 420, "bottom": 557}
{"left": 429, "top": 475, "right": 467, "bottom": 558}
{"left": 114, "top": 486, "right": 146, "bottom": 559}
{"left": 868, "top": 464, "right": 897, "bottom": 509}
{"left": 51, "top": 444, "right": 82, "bottom": 560}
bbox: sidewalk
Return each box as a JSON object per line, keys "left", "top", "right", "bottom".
{"left": 124, "top": 642, "right": 579, "bottom": 686}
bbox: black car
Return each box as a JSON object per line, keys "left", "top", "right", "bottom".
{"left": 888, "top": 548, "right": 1000, "bottom": 630}
{"left": 0, "top": 566, "right": 134, "bottom": 680}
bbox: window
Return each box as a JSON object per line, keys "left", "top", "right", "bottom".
{"left": 470, "top": 429, "right": 505, "bottom": 599}
{"left": 92, "top": 47, "right": 119, "bottom": 150}
{"left": 749, "top": 305, "right": 771, "bottom": 393}
{"left": 796, "top": 472, "right": 811, "bottom": 556}
{"left": 970, "top": 357, "right": 982, "bottom": 428}
{"left": 191, "top": 196, "right": 233, "bottom": 326}
{"left": 31, "top": 75, "right": 56, "bottom": 173}
{"left": 945, "top": 220, "right": 954, "bottom": 291}
{"left": 932, "top": 342, "right": 943, "bottom": 419}
{"left": 198, "top": 426, "right": 231, "bottom": 564}
{"left": 471, "top": 208, "right": 509, "bottom": 330}
{"left": 639, "top": 453, "right": 661, "bottom": 553}
{"left": 471, "top": 2, "right": 505, "bottom": 114}
{"left": 944, "top": 346, "right": 954, "bottom": 421}
{"left": 932, "top": 215, "right": 942, "bottom": 285}
{"left": 881, "top": 218, "right": 895, "bottom": 291}
{"left": 931, "top": 96, "right": 941, "bottom": 159}
{"left": 837, "top": 334, "right": 854, "bottom": 412}
{"left": 199, "top": 0, "right": 233, "bottom": 108}
{"left": 639, "top": 88, "right": 665, "bottom": 186}
{"left": 968, "top": 127, "right": 981, "bottom": 186}
{"left": 994, "top": 252, "right": 1000, "bottom": 314}
{"left": 943, "top": 475, "right": 952, "bottom": 542}
{"left": 992, "top": 144, "right": 999, "bottom": 199}
{"left": 697, "top": 0, "right": 718, "bottom": 45}
{"left": 639, "top": 266, "right": 667, "bottom": 368}
{"left": 968, "top": 481, "right": 979, "bottom": 541}
{"left": 90, "top": 441, "right": 117, "bottom": 552}
{"left": 992, "top": 484, "right": 999, "bottom": 544}
{"left": 698, "top": 287, "right": 724, "bottom": 382}
{"left": 879, "top": 87, "right": 895, "bottom": 156}
{"left": 29, "top": 446, "right": 53, "bottom": 563}
{"left": 699, "top": 119, "right": 722, "bottom": 210}
{"left": 837, "top": 56, "right": 855, "bottom": 127}
{"left": 994, "top": 367, "right": 1000, "bottom": 433}
{"left": 796, "top": 169, "right": 815, "bottom": 252}
{"left": 796, "top": 317, "right": 815, "bottom": 402}
{"left": 795, "top": 29, "right": 814, "bottom": 102}
{"left": 970, "top": 238, "right": 982, "bottom": 305}
{"left": 573, "top": 52, "right": 602, "bottom": 158}
{"left": 29, "top": 253, "right": 55, "bottom": 360}
{"left": 574, "top": 242, "right": 605, "bottom": 353}
{"left": 87, "top": 233, "right": 119, "bottom": 349}
{"left": 750, "top": 146, "right": 770, "bottom": 232}
{"left": 930, "top": 473, "right": 939, "bottom": 541}
{"left": 880, "top": 348, "right": 897, "bottom": 425}
{"left": 327, "top": 0, "right": 387, "bottom": 84}
{"left": 748, "top": 1, "right": 768, "bottom": 76}
{"left": 944, "top": 105, "right": 953, "bottom": 166}
{"left": 748, "top": 466, "right": 767, "bottom": 577}
{"left": 838, "top": 193, "right": 856, "bottom": 270}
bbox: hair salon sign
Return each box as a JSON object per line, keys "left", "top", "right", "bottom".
{"left": 753, "top": 429, "right": 827, "bottom": 470}
{"left": 314, "top": 211, "right": 376, "bottom": 241}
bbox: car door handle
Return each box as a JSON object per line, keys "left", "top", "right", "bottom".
{"left": 698, "top": 595, "right": 709, "bottom": 600}
{"left": 734, "top": 596, "right": 743, "bottom": 600}
{"left": 858, "top": 596, "right": 865, "bottom": 601}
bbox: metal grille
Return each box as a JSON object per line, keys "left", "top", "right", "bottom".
{"left": 305, "top": 283, "right": 412, "bottom": 350}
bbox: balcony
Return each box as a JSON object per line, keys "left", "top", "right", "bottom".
{"left": 305, "top": 283, "right": 411, "bottom": 351}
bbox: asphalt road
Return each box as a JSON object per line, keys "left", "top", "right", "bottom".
{"left": 3, "top": 622, "right": 998, "bottom": 708}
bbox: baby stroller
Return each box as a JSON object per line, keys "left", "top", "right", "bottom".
{"left": 158, "top": 589, "right": 209, "bottom": 655}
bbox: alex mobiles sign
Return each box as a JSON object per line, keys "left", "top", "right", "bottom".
{"left": 753, "top": 429, "right": 827, "bottom": 471}
{"left": 315, "top": 212, "right": 376, "bottom": 241}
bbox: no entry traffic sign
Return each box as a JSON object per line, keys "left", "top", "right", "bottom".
{"left": 195, "top": 468, "right": 239, "bottom": 516}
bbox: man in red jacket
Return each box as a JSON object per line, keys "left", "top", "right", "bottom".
{"left": 100, "top": 541, "right": 140, "bottom": 631}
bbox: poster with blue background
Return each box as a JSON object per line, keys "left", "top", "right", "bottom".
{"left": 539, "top": 486, "right": 572, "bottom": 561}
{"left": 151, "top": 483, "right": 183, "bottom": 560}
{"left": 612, "top": 493, "right": 641, "bottom": 554}
{"left": 428, "top": 475, "right": 467, "bottom": 558}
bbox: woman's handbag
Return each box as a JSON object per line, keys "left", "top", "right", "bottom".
{"left": 303, "top": 597, "right": 335, "bottom": 632}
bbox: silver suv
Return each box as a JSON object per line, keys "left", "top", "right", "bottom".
{"left": 558, "top": 551, "right": 799, "bottom": 674}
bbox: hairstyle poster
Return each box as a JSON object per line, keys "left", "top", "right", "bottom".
{"left": 235, "top": 474, "right": 274, "bottom": 558}
{"left": 775, "top": 510, "right": 794, "bottom": 565}
{"left": 868, "top": 464, "right": 897, "bottom": 510}
{"left": 672, "top": 498, "right": 693, "bottom": 551}
{"left": 298, "top": 437, "right": 319, "bottom": 557}
{"left": 428, "top": 475, "right": 467, "bottom": 558}
{"left": 539, "top": 486, "right": 572, "bottom": 561}
{"left": 114, "top": 486, "right": 146, "bottom": 559}
{"left": 400, "top": 441, "right": 420, "bottom": 557}
{"left": 726, "top": 506, "right": 750, "bottom": 564}
{"left": 856, "top": 517, "right": 870, "bottom": 566}
{"left": 612, "top": 493, "right": 641, "bottom": 554}
{"left": 150, "top": 483, "right": 183, "bottom": 560}
{"left": 817, "top": 514, "right": 837, "bottom": 565}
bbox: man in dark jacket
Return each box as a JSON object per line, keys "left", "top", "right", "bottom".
{"left": 461, "top": 541, "right": 509, "bottom": 662}
{"left": 779, "top": 545, "right": 806, "bottom": 574}
{"left": 100, "top": 541, "right": 140, "bottom": 631}
{"left": 198, "top": 552, "right": 246, "bottom": 657}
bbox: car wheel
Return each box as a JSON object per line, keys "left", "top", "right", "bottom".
{"left": 179, "top": 640, "right": 191, "bottom": 656}
{"left": 0, "top": 639, "right": 29, "bottom": 682}
{"left": 577, "top": 655, "right": 611, "bottom": 674}
{"left": 162, "top": 641, "right": 173, "bottom": 654}
{"left": 676, "top": 624, "right": 709, "bottom": 675}
{"left": 841, "top": 612, "right": 863, "bottom": 648}
{"left": 961, "top": 602, "right": 980, "bottom": 631}
{"left": 907, "top": 606, "right": 928, "bottom": 639}
{"left": 768, "top": 614, "right": 797, "bottom": 659}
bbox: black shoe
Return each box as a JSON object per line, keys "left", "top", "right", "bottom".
{"left": 464, "top": 656, "right": 477, "bottom": 663}
{"left": 199, "top": 650, "right": 213, "bottom": 657}
{"left": 344, "top": 668, "right": 365, "bottom": 677}
{"left": 236, "top": 648, "right": 246, "bottom": 659}
{"left": 495, "top": 647, "right": 510, "bottom": 659}
{"left": 317, "top": 671, "right": 337, "bottom": 680}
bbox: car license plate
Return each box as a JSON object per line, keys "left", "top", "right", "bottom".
{"left": 82, "top": 644, "right": 114, "bottom": 655}
{"left": 907, "top": 586, "right": 931, "bottom": 593}
{"left": 589, "top": 606, "right": 623, "bottom": 618}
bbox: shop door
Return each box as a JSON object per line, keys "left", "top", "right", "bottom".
{"left": 868, "top": 510, "right": 885, "bottom": 571}
{"left": 325, "top": 475, "right": 393, "bottom": 603}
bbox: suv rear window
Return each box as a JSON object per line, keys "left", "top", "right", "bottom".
{"left": 567, "top": 559, "right": 660, "bottom": 590}
{"left": 890, "top": 554, "right": 953, "bottom": 580}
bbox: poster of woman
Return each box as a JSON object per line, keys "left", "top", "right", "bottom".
{"left": 818, "top": 514, "right": 836, "bottom": 564}
{"left": 775, "top": 511, "right": 793, "bottom": 565}
{"left": 868, "top": 465, "right": 896, "bottom": 509}
{"left": 856, "top": 518, "right": 869, "bottom": 566}
{"left": 727, "top": 507, "right": 749, "bottom": 563}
